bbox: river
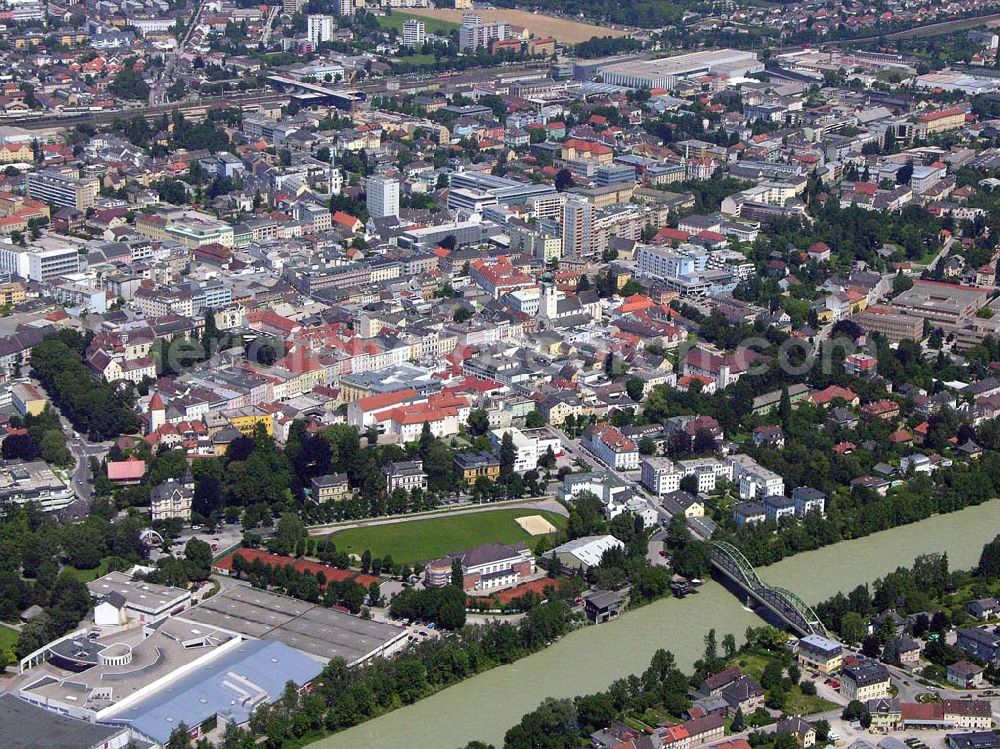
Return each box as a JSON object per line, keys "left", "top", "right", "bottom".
{"left": 311, "top": 500, "right": 1000, "bottom": 749}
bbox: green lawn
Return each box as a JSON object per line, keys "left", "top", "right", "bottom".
{"left": 325, "top": 509, "right": 567, "bottom": 565}
{"left": 0, "top": 623, "right": 18, "bottom": 666}
{"left": 733, "top": 651, "right": 774, "bottom": 680}
{"left": 393, "top": 52, "right": 438, "bottom": 66}
{"left": 375, "top": 11, "right": 459, "bottom": 35}
{"left": 63, "top": 558, "right": 111, "bottom": 583}
{"left": 786, "top": 685, "right": 837, "bottom": 715}
{"left": 732, "top": 651, "right": 837, "bottom": 716}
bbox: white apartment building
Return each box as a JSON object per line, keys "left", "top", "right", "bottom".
{"left": 676, "top": 457, "right": 734, "bottom": 493}
{"left": 25, "top": 169, "right": 99, "bottom": 211}
{"left": 640, "top": 457, "right": 683, "bottom": 495}
{"left": 728, "top": 454, "right": 785, "bottom": 499}
{"left": 527, "top": 192, "right": 566, "bottom": 220}
{"left": 0, "top": 240, "right": 82, "bottom": 282}
{"left": 636, "top": 243, "right": 710, "bottom": 281}
{"left": 488, "top": 426, "right": 561, "bottom": 472}
{"left": 367, "top": 175, "right": 400, "bottom": 218}
{"left": 584, "top": 423, "right": 640, "bottom": 471}
{"left": 562, "top": 195, "right": 594, "bottom": 257}
{"left": 459, "top": 13, "right": 509, "bottom": 51}
{"left": 307, "top": 14, "right": 335, "bottom": 44}
{"left": 402, "top": 18, "right": 425, "bottom": 46}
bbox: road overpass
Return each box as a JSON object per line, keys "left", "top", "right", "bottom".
{"left": 710, "top": 540, "right": 829, "bottom": 639}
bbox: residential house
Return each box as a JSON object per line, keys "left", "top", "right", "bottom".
{"left": 776, "top": 717, "right": 816, "bottom": 748}
{"left": 763, "top": 494, "right": 796, "bottom": 523}
{"left": 867, "top": 698, "right": 902, "bottom": 732}
{"left": 841, "top": 660, "right": 891, "bottom": 701}
{"left": 733, "top": 502, "right": 766, "bottom": 527}
{"left": 720, "top": 676, "right": 765, "bottom": 716}
{"left": 382, "top": 460, "right": 427, "bottom": 493}
{"left": 791, "top": 486, "right": 826, "bottom": 517}
{"left": 894, "top": 634, "right": 921, "bottom": 666}
{"left": 948, "top": 661, "right": 986, "bottom": 689}
{"left": 797, "top": 634, "right": 843, "bottom": 674}
{"left": 149, "top": 478, "right": 192, "bottom": 522}
{"left": 311, "top": 473, "right": 350, "bottom": 502}
{"left": 966, "top": 598, "right": 998, "bottom": 620}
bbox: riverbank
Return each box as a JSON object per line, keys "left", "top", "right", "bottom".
{"left": 308, "top": 500, "right": 1000, "bottom": 749}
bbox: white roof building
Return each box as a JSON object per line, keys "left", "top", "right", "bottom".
{"left": 552, "top": 534, "right": 625, "bottom": 569}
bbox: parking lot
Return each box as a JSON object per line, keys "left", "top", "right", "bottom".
{"left": 147, "top": 523, "right": 244, "bottom": 563}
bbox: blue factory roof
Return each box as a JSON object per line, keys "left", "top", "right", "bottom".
{"left": 109, "top": 639, "right": 323, "bottom": 743}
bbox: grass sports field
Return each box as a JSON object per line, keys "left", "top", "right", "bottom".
{"left": 375, "top": 10, "right": 460, "bottom": 36}
{"left": 325, "top": 508, "right": 567, "bottom": 565}
{"left": 402, "top": 8, "right": 630, "bottom": 43}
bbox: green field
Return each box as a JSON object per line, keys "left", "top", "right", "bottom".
{"left": 375, "top": 10, "right": 459, "bottom": 35}
{"left": 393, "top": 52, "right": 438, "bottom": 66}
{"left": 0, "top": 623, "right": 18, "bottom": 666}
{"left": 325, "top": 508, "right": 567, "bottom": 565}
{"left": 63, "top": 558, "right": 111, "bottom": 583}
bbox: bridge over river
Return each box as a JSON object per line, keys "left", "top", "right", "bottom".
{"left": 710, "top": 540, "right": 829, "bottom": 638}
{"left": 311, "top": 500, "right": 1000, "bottom": 749}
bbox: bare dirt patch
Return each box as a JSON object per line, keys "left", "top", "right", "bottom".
{"left": 515, "top": 514, "right": 558, "bottom": 536}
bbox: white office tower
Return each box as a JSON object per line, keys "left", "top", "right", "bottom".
{"left": 402, "top": 18, "right": 425, "bottom": 47}
{"left": 307, "top": 14, "right": 335, "bottom": 44}
{"left": 367, "top": 176, "right": 400, "bottom": 218}
{"left": 562, "top": 195, "right": 594, "bottom": 257}
{"left": 337, "top": 0, "right": 354, "bottom": 16}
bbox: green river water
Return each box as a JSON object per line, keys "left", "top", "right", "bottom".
{"left": 312, "top": 499, "right": 1000, "bottom": 749}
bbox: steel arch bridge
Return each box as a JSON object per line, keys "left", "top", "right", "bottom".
{"left": 710, "top": 541, "right": 829, "bottom": 639}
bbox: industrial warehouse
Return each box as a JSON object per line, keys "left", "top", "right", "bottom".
{"left": 175, "top": 584, "right": 409, "bottom": 665}
{"left": 597, "top": 49, "right": 764, "bottom": 89}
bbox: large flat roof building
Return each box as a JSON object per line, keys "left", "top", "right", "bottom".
{"left": 176, "top": 584, "right": 408, "bottom": 665}
{"left": 0, "top": 459, "right": 74, "bottom": 512}
{"left": 848, "top": 304, "right": 925, "bottom": 343}
{"left": 0, "top": 694, "right": 130, "bottom": 749}
{"left": 891, "top": 280, "right": 989, "bottom": 328}
{"left": 598, "top": 49, "right": 762, "bottom": 89}
{"left": 0, "top": 236, "right": 83, "bottom": 283}
{"left": 25, "top": 169, "right": 99, "bottom": 211}
{"left": 87, "top": 571, "right": 192, "bottom": 624}
{"left": 19, "top": 618, "right": 238, "bottom": 716}
{"left": 105, "top": 639, "right": 323, "bottom": 747}
{"left": 450, "top": 171, "right": 556, "bottom": 206}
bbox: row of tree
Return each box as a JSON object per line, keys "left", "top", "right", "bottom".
{"left": 30, "top": 331, "right": 140, "bottom": 440}
{"left": 227, "top": 550, "right": 377, "bottom": 614}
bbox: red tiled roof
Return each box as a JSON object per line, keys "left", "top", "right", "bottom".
{"left": 810, "top": 385, "right": 858, "bottom": 405}
{"left": 355, "top": 388, "right": 419, "bottom": 413}
{"left": 107, "top": 457, "right": 146, "bottom": 481}
{"left": 917, "top": 107, "right": 965, "bottom": 122}
{"left": 901, "top": 702, "right": 943, "bottom": 721}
